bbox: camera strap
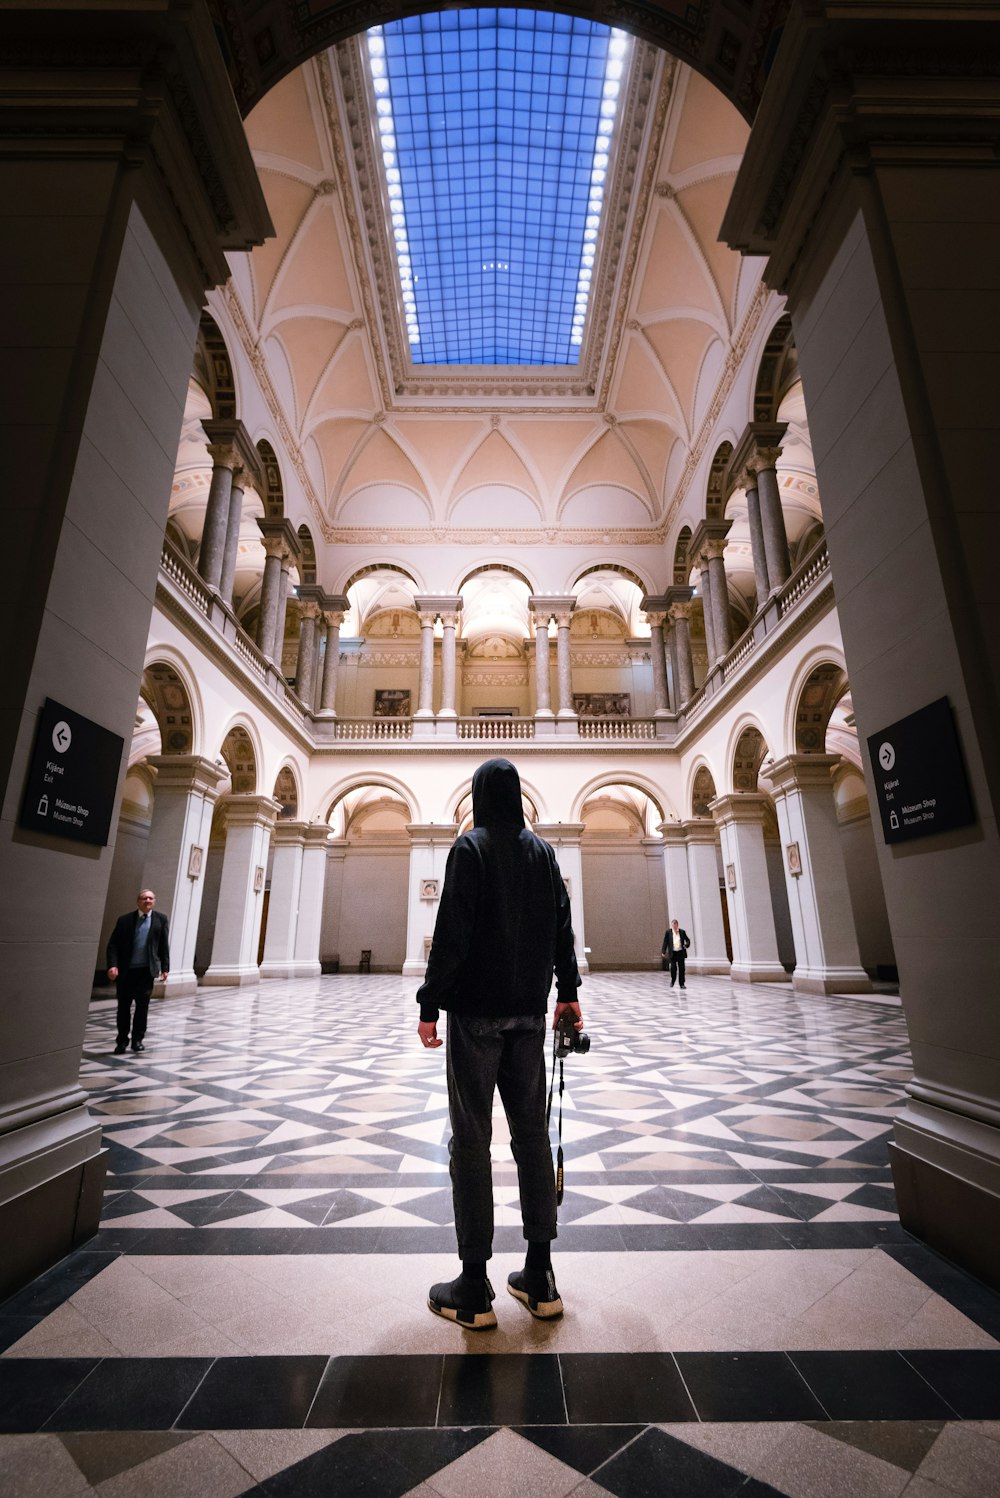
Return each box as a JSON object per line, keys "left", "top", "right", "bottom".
{"left": 546, "top": 1041, "right": 565, "bottom": 1207}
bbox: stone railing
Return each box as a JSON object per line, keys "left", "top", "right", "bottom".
{"left": 457, "top": 717, "right": 534, "bottom": 740}
{"left": 578, "top": 717, "right": 657, "bottom": 740}
{"left": 160, "top": 541, "right": 211, "bottom": 615}
{"left": 232, "top": 626, "right": 269, "bottom": 680}
{"left": 330, "top": 717, "right": 413, "bottom": 741}
{"left": 777, "top": 540, "right": 829, "bottom": 616}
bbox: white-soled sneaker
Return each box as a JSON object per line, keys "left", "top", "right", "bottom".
{"left": 427, "top": 1275, "right": 497, "bottom": 1330}
{"left": 507, "top": 1268, "right": 563, "bottom": 1320}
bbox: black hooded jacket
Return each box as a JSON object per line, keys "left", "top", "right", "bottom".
{"left": 416, "top": 758, "right": 581, "bottom": 1023}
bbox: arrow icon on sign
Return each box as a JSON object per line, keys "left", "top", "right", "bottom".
{"left": 52, "top": 721, "right": 72, "bottom": 753}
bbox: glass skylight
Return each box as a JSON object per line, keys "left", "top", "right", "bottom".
{"left": 366, "top": 10, "right": 629, "bottom": 366}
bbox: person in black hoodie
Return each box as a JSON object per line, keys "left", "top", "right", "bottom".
{"left": 417, "top": 758, "right": 584, "bottom": 1330}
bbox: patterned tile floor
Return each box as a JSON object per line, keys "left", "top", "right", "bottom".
{"left": 3, "top": 973, "right": 1000, "bottom": 1496}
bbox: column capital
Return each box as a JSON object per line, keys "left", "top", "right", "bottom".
{"left": 681, "top": 817, "right": 720, "bottom": 846}
{"left": 657, "top": 820, "right": 689, "bottom": 847}
{"left": 709, "top": 792, "right": 772, "bottom": 828}
{"left": 554, "top": 611, "right": 573, "bottom": 631}
{"left": 322, "top": 609, "right": 345, "bottom": 629}
{"left": 260, "top": 533, "right": 287, "bottom": 562}
{"left": 763, "top": 753, "right": 842, "bottom": 796}
{"left": 406, "top": 823, "right": 459, "bottom": 845}
{"left": 219, "top": 793, "right": 282, "bottom": 830}
{"left": 644, "top": 609, "right": 667, "bottom": 629}
{"left": 201, "top": 419, "right": 264, "bottom": 489}
{"left": 146, "top": 755, "right": 228, "bottom": 796}
{"left": 414, "top": 595, "right": 463, "bottom": 619}
{"left": 257, "top": 516, "right": 302, "bottom": 560}
{"left": 727, "top": 422, "right": 789, "bottom": 491}
{"left": 688, "top": 518, "right": 732, "bottom": 559}
{"left": 297, "top": 599, "right": 321, "bottom": 623}
{"left": 270, "top": 818, "right": 309, "bottom": 848}
{"left": 668, "top": 600, "right": 692, "bottom": 623}
{"left": 702, "top": 537, "right": 729, "bottom": 563}
{"left": 302, "top": 823, "right": 333, "bottom": 850}
{"left": 439, "top": 611, "right": 461, "bottom": 630}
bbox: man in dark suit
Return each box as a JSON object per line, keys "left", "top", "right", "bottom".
{"left": 661, "top": 918, "right": 691, "bottom": 989}
{"left": 106, "top": 889, "right": 169, "bottom": 1054}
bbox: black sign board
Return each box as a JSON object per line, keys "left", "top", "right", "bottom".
{"left": 866, "top": 696, "right": 975, "bottom": 845}
{"left": 19, "top": 698, "right": 125, "bottom": 847}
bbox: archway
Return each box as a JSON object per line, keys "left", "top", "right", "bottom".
{"left": 322, "top": 785, "right": 414, "bottom": 971}
{"left": 579, "top": 782, "right": 667, "bottom": 968}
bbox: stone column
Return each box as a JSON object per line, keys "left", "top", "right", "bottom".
{"left": 198, "top": 442, "right": 237, "bottom": 590}
{"left": 319, "top": 610, "right": 344, "bottom": 714}
{"left": 534, "top": 823, "right": 588, "bottom": 975}
{"left": 202, "top": 795, "right": 281, "bottom": 987}
{"left": 415, "top": 610, "right": 436, "bottom": 717}
{"left": 711, "top": 794, "right": 786, "bottom": 983}
{"left": 743, "top": 468, "right": 772, "bottom": 607}
{"left": 402, "top": 824, "right": 459, "bottom": 977}
{"left": 217, "top": 464, "right": 246, "bottom": 609}
{"left": 273, "top": 552, "right": 294, "bottom": 672}
{"left": 255, "top": 533, "right": 285, "bottom": 657}
{"left": 697, "top": 553, "right": 718, "bottom": 664}
{"left": 439, "top": 611, "right": 459, "bottom": 718}
{"left": 259, "top": 820, "right": 306, "bottom": 979}
{"left": 293, "top": 824, "right": 331, "bottom": 977}
{"left": 763, "top": 755, "right": 871, "bottom": 994}
{"left": 705, "top": 538, "right": 733, "bottom": 659}
{"left": 756, "top": 449, "right": 792, "bottom": 592}
{"left": 658, "top": 821, "right": 692, "bottom": 932}
{"left": 647, "top": 612, "right": 671, "bottom": 715}
{"left": 527, "top": 599, "right": 555, "bottom": 724}
{"left": 142, "top": 756, "right": 227, "bottom": 997}
{"left": 294, "top": 600, "right": 320, "bottom": 709}
{"left": 682, "top": 820, "right": 732, "bottom": 974}
{"left": 555, "top": 610, "right": 576, "bottom": 717}
{"left": 669, "top": 602, "right": 696, "bottom": 704}
{"left": 312, "top": 615, "right": 326, "bottom": 708}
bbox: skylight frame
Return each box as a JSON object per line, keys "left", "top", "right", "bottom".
{"left": 364, "top": 11, "right": 633, "bottom": 369}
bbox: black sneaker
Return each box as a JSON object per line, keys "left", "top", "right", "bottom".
{"left": 131, "top": 1042, "right": 145, "bottom": 1052}
{"left": 507, "top": 1268, "right": 563, "bottom": 1320}
{"left": 427, "top": 1275, "right": 497, "bottom": 1330}
{"left": 113, "top": 1043, "right": 127, "bottom": 1055}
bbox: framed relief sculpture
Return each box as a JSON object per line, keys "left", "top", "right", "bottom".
{"left": 373, "top": 689, "right": 411, "bottom": 717}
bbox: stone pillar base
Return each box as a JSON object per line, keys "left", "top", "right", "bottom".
{"left": 793, "top": 966, "right": 872, "bottom": 996}
{"left": 402, "top": 958, "right": 428, "bottom": 978}
{"left": 891, "top": 1109, "right": 1000, "bottom": 1291}
{"left": 411, "top": 718, "right": 437, "bottom": 740}
{"left": 161, "top": 971, "right": 199, "bottom": 998}
{"left": 259, "top": 960, "right": 322, "bottom": 980}
{"left": 555, "top": 716, "right": 579, "bottom": 736}
{"left": 200, "top": 965, "right": 261, "bottom": 987}
{"left": 533, "top": 715, "right": 558, "bottom": 737}
{"left": 0, "top": 1149, "right": 107, "bottom": 1300}
{"left": 729, "top": 962, "right": 789, "bottom": 984}
{"left": 686, "top": 959, "right": 732, "bottom": 976}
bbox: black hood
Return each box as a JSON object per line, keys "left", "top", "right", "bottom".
{"left": 472, "top": 758, "right": 525, "bottom": 830}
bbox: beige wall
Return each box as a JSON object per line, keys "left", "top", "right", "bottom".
{"left": 582, "top": 841, "right": 667, "bottom": 969}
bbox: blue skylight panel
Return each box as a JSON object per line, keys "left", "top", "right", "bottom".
{"left": 367, "top": 11, "right": 629, "bottom": 366}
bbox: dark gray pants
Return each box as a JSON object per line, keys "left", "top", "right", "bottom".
{"left": 446, "top": 1013, "right": 557, "bottom": 1262}
{"left": 116, "top": 968, "right": 153, "bottom": 1045}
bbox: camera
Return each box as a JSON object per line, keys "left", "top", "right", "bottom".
{"left": 554, "top": 1007, "right": 590, "bottom": 1057}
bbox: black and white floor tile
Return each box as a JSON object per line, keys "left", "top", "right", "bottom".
{"left": 3, "top": 973, "right": 1000, "bottom": 1496}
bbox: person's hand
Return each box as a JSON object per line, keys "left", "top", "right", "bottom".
{"left": 157, "top": 972, "right": 168, "bottom": 982}
{"left": 418, "top": 1020, "right": 442, "bottom": 1048}
{"left": 107, "top": 967, "right": 118, "bottom": 981}
{"left": 553, "top": 1000, "right": 584, "bottom": 1031}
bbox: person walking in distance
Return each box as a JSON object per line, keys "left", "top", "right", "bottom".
{"left": 106, "top": 889, "right": 170, "bottom": 1054}
{"left": 417, "top": 758, "right": 584, "bottom": 1330}
{"left": 661, "top": 917, "right": 691, "bottom": 989}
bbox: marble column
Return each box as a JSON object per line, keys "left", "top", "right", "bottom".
{"left": 555, "top": 610, "right": 576, "bottom": 717}
{"left": 697, "top": 554, "right": 718, "bottom": 665}
{"left": 670, "top": 602, "right": 696, "bottom": 704}
{"left": 319, "top": 611, "right": 344, "bottom": 714}
{"left": 711, "top": 794, "right": 786, "bottom": 983}
{"left": 273, "top": 552, "right": 293, "bottom": 672}
{"left": 415, "top": 611, "right": 436, "bottom": 717}
{"left": 142, "top": 756, "right": 227, "bottom": 997}
{"left": 312, "top": 616, "right": 326, "bottom": 708}
{"left": 534, "top": 823, "right": 588, "bottom": 975}
{"left": 533, "top": 613, "right": 553, "bottom": 716}
{"left": 198, "top": 442, "right": 237, "bottom": 590}
{"left": 294, "top": 601, "right": 320, "bottom": 709}
{"left": 658, "top": 821, "right": 692, "bottom": 930}
{"left": 217, "top": 464, "right": 245, "bottom": 609}
{"left": 756, "top": 448, "right": 792, "bottom": 592}
{"left": 202, "top": 795, "right": 280, "bottom": 987}
{"left": 439, "top": 611, "right": 459, "bottom": 718}
{"left": 293, "top": 825, "right": 331, "bottom": 977}
{"left": 647, "top": 612, "right": 671, "bottom": 715}
{"left": 259, "top": 820, "right": 306, "bottom": 979}
{"left": 742, "top": 467, "right": 772, "bottom": 608}
{"left": 255, "top": 534, "right": 285, "bottom": 657}
{"left": 763, "top": 755, "right": 871, "bottom": 994}
{"left": 705, "top": 538, "right": 733, "bottom": 659}
{"left": 682, "top": 819, "right": 732, "bottom": 974}
{"left": 402, "top": 824, "right": 459, "bottom": 977}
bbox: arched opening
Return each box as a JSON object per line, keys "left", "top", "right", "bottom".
{"left": 321, "top": 785, "right": 413, "bottom": 971}
{"left": 580, "top": 782, "right": 667, "bottom": 968}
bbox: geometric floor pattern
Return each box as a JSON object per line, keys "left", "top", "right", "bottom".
{"left": 3, "top": 972, "right": 1000, "bottom": 1496}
